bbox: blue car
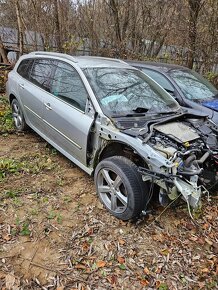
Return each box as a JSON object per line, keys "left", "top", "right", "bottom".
{"left": 127, "top": 61, "right": 218, "bottom": 124}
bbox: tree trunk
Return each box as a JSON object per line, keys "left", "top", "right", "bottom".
{"left": 109, "top": 0, "right": 122, "bottom": 45}
{"left": 15, "top": 0, "right": 24, "bottom": 57}
{"left": 0, "top": 36, "right": 8, "bottom": 63}
{"left": 54, "top": 0, "right": 62, "bottom": 52}
{"left": 187, "top": 0, "right": 203, "bottom": 68}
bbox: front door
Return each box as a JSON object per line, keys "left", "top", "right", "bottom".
{"left": 42, "top": 61, "right": 94, "bottom": 166}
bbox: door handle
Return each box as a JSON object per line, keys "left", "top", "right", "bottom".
{"left": 19, "top": 83, "right": 25, "bottom": 89}
{"left": 44, "top": 102, "right": 52, "bottom": 110}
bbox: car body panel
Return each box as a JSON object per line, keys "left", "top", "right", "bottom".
{"left": 42, "top": 93, "right": 94, "bottom": 165}
{"left": 17, "top": 76, "right": 46, "bottom": 134}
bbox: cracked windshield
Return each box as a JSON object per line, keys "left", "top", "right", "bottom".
{"left": 169, "top": 69, "right": 218, "bottom": 101}
{"left": 84, "top": 68, "right": 179, "bottom": 116}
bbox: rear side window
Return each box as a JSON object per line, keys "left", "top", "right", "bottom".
{"left": 30, "top": 59, "right": 56, "bottom": 92}
{"left": 141, "top": 68, "right": 175, "bottom": 93}
{"left": 50, "top": 61, "right": 88, "bottom": 111}
{"left": 17, "top": 59, "right": 32, "bottom": 79}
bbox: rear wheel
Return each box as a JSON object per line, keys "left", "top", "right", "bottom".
{"left": 11, "top": 99, "right": 28, "bottom": 131}
{"left": 94, "top": 156, "right": 149, "bottom": 220}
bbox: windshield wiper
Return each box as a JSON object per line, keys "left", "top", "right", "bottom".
{"left": 111, "top": 107, "right": 149, "bottom": 117}
{"left": 133, "top": 106, "right": 176, "bottom": 115}
{"left": 132, "top": 107, "right": 149, "bottom": 113}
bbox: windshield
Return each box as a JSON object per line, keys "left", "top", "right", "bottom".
{"left": 83, "top": 67, "right": 179, "bottom": 117}
{"left": 169, "top": 69, "right": 218, "bottom": 101}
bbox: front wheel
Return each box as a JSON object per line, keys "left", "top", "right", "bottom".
{"left": 94, "top": 156, "right": 149, "bottom": 220}
{"left": 11, "top": 98, "right": 28, "bottom": 131}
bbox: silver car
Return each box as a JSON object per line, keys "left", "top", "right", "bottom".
{"left": 6, "top": 52, "right": 218, "bottom": 220}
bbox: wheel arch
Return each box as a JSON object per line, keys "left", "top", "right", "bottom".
{"left": 9, "top": 93, "right": 16, "bottom": 104}
{"left": 94, "top": 140, "right": 147, "bottom": 171}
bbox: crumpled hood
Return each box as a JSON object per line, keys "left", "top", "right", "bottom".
{"left": 154, "top": 122, "right": 200, "bottom": 143}
{"left": 201, "top": 99, "right": 218, "bottom": 112}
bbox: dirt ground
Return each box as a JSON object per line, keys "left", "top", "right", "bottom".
{"left": 0, "top": 96, "right": 218, "bottom": 290}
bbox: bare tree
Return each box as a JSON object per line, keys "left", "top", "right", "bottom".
{"left": 187, "top": 0, "right": 204, "bottom": 68}
{"left": 14, "top": 0, "right": 24, "bottom": 56}
{"left": 0, "top": 0, "right": 217, "bottom": 74}
{"left": 54, "top": 0, "right": 62, "bottom": 52}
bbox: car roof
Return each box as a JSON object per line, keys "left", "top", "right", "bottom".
{"left": 126, "top": 60, "right": 189, "bottom": 73}
{"left": 27, "top": 52, "right": 133, "bottom": 69}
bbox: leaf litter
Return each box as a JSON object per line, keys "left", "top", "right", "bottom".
{"left": 0, "top": 104, "right": 218, "bottom": 289}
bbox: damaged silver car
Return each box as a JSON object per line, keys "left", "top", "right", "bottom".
{"left": 7, "top": 52, "right": 218, "bottom": 220}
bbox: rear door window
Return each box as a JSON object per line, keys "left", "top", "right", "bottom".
{"left": 29, "top": 59, "right": 56, "bottom": 92}
{"left": 17, "top": 59, "right": 33, "bottom": 80}
{"left": 51, "top": 61, "right": 88, "bottom": 111}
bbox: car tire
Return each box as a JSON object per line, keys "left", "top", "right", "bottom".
{"left": 11, "top": 98, "right": 28, "bottom": 132}
{"left": 94, "top": 156, "right": 149, "bottom": 220}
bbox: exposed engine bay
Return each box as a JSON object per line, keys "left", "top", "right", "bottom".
{"left": 113, "top": 112, "right": 218, "bottom": 216}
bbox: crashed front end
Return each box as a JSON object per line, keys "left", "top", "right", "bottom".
{"left": 119, "top": 115, "right": 218, "bottom": 214}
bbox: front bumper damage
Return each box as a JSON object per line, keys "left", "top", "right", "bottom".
{"left": 173, "top": 178, "right": 202, "bottom": 208}
{"left": 138, "top": 166, "right": 208, "bottom": 218}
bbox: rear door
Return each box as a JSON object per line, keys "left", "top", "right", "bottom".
{"left": 42, "top": 61, "right": 94, "bottom": 166}
{"left": 17, "top": 58, "right": 56, "bottom": 135}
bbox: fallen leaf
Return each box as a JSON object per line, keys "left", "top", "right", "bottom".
{"left": 117, "top": 256, "right": 125, "bottom": 264}
{"left": 189, "top": 236, "right": 198, "bottom": 242}
{"left": 160, "top": 248, "right": 170, "bottom": 256}
{"left": 153, "top": 234, "right": 164, "bottom": 242}
{"left": 205, "top": 238, "right": 213, "bottom": 246}
{"left": 143, "top": 267, "right": 150, "bottom": 275}
{"left": 212, "top": 242, "right": 218, "bottom": 254}
{"left": 118, "top": 239, "right": 125, "bottom": 245}
{"left": 97, "top": 202, "right": 104, "bottom": 209}
{"left": 155, "top": 266, "right": 162, "bottom": 274}
{"left": 82, "top": 241, "right": 89, "bottom": 251}
{"left": 87, "top": 228, "right": 93, "bottom": 235}
{"left": 173, "top": 220, "right": 181, "bottom": 227}
{"left": 186, "top": 222, "right": 195, "bottom": 230}
{"left": 203, "top": 223, "right": 209, "bottom": 230}
{"left": 2, "top": 234, "right": 11, "bottom": 241}
{"left": 198, "top": 238, "right": 205, "bottom": 245}
{"left": 0, "top": 271, "right": 5, "bottom": 279}
{"left": 201, "top": 268, "right": 209, "bottom": 273}
{"left": 156, "top": 280, "right": 161, "bottom": 288}
{"left": 75, "top": 264, "right": 87, "bottom": 270}
{"left": 119, "top": 264, "right": 126, "bottom": 270}
{"left": 96, "top": 260, "right": 106, "bottom": 268}
{"left": 140, "top": 279, "right": 149, "bottom": 286}
{"left": 88, "top": 256, "right": 97, "bottom": 260}
{"left": 107, "top": 275, "right": 117, "bottom": 285}
{"left": 198, "top": 281, "right": 206, "bottom": 289}
{"left": 205, "top": 214, "right": 213, "bottom": 220}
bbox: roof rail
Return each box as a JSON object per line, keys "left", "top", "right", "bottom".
{"left": 79, "top": 55, "right": 128, "bottom": 64}
{"left": 29, "top": 51, "right": 78, "bottom": 63}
